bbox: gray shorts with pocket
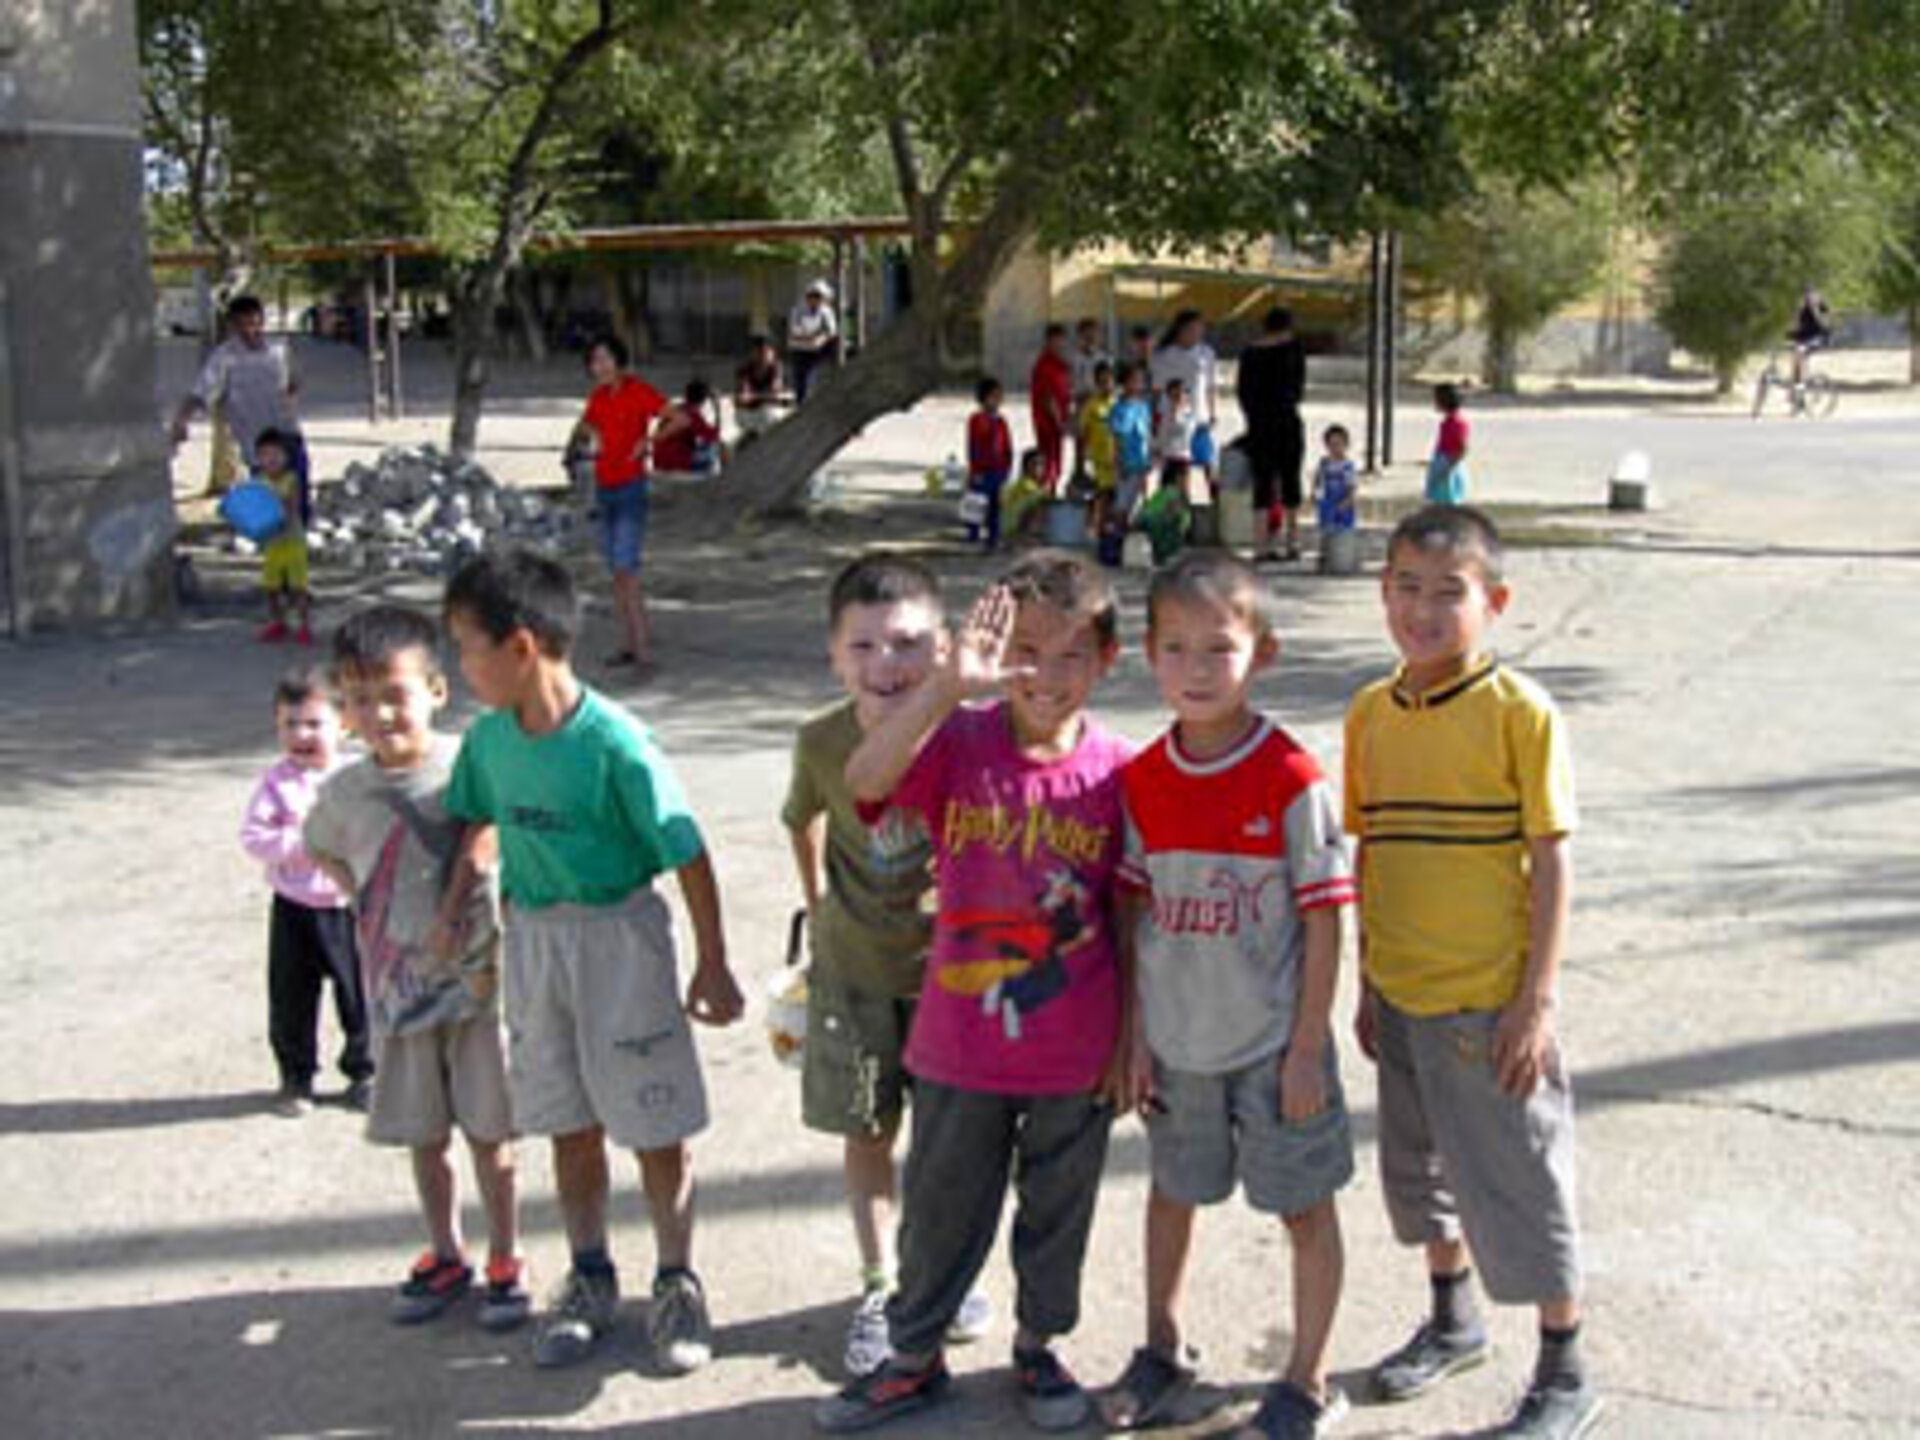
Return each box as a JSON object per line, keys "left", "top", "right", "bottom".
{"left": 1373, "top": 995, "right": 1582, "bottom": 1304}
{"left": 1149, "top": 1049, "right": 1355, "bottom": 1217}
{"left": 801, "top": 969, "right": 916, "bottom": 1138}
{"left": 503, "top": 889, "right": 709, "bottom": 1153}
{"left": 367, "top": 1011, "right": 514, "bottom": 1149}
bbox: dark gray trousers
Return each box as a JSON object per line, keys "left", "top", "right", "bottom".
{"left": 887, "top": 1080, "right": 1113, "bottom": 1358}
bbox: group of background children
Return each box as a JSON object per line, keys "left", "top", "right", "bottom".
{"left": 242, "top": 497, "right": 1593, "bottom": 1440}
{"left": 965, "top": 321, "right": 1372, "bottom": 573}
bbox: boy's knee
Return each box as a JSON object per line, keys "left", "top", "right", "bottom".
{"left": 636, "top": 1139, "right": 690, "bottom": 1177}
{"left": 1281, "top": 1198, "right": 1341, "bottom": 1244}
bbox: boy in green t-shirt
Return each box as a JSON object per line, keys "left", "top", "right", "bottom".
{"left": 784, "top": 552, "right": 993, "bottom": 1377}
{"left": 441, "top": 550, "right": 744, "bottom": 1377}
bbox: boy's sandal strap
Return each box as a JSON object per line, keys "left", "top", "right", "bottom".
{"left": 1104, "top": 1345, "right": 1197, "bottom": 1430}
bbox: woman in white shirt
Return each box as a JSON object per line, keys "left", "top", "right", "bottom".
{"left": 1150, "top": 309, "right": 1219, "bottom": 477}
{"left": 787, "top": 280, "right": 840, "bottom": 403}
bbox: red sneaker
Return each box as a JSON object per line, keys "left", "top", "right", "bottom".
{"left": 258, "top": 621, "right": 289, "bottom": 643}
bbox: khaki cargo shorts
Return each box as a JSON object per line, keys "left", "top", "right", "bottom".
{"left": 504, "top": 889, "right": 709, "bottom": 1152}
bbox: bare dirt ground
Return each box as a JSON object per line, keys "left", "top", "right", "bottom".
{"left": 2, "top": 343, "right": 1917, "bottom": 1438}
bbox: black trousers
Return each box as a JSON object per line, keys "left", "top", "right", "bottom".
{"left": 887, "top": 1081, "right": 1113, "bottom": 1358}
{"left": 267, "top": 894, "right": 371, "bottom": 1088}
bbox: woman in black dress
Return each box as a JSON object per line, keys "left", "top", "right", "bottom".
{"left": 1236, "top": 306, "right": 1307, "bottom": 560}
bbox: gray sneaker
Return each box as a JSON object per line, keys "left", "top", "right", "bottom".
{"left": 647, "top": 1270, "right": 713, "bottom": 1375}
{"left": 532, "top": 1266, "right": 619, "bottom": 1368}
{"left": 1239, "top": 1380, "right": 1348, "bottom": 1438}
{"left": 843, "top": 1288, "right": 891, "bottom": 1377}
{"left": 1372, "top": 1319, "right": 1490, "bottom": 1401}
{"left": 1493, "top": 1381, "right": 1604, "bottom": 1439}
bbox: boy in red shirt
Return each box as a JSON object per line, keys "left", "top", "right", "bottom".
{"left": 573, "top": 336, "right": 666, "bottom": 668}
{"left": 1029, "top": 325, "right": 1073, "bottom": 490}
{"left": 966, "top": 378, "right": 1015, "bottom": 552}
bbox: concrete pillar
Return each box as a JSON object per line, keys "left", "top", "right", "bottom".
{"left": 0, "top": 0, "right": 174, "bottom": 632}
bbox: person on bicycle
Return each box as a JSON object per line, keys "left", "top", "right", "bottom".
{"left": 1789, "top": 287, "right": 1833, "bottom": 388}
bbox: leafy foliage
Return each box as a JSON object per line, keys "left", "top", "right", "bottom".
{"left": 1403, "top": 177, "right": 1613, "bottom": 390}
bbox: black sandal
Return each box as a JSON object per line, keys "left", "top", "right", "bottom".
{"left": 1099, "top": 1344, "right": 1197, "bottom": 1431}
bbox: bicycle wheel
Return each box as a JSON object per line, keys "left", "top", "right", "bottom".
{"left": 1802, "top": 373, "right": 1838, "bottom": 418}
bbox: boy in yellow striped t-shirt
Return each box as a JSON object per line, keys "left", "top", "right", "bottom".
{"left": 1345, "top": 505, "right": 1599, "bottom": 1440}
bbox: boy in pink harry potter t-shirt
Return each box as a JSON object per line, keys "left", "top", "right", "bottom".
{"left": 817, "top": 551, "right": 1134, "bottom": 1435}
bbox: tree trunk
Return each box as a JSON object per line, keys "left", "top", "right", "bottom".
{"left": 449, "top": 282, "right": 497, "bottom": 459}
{"left": 716, "top": 169, "right": 1039, "bottom": 520}
{"left": 1909, "top": 304, "right": 1920, "bottom": 384}
{"left": 1483, "top": 326, "right": 1519, "bottom": 393}
{"left": 513, "top": 270, "right": 549, "bottom": 363}
{"left": 692, "top": 313, "right": 945, "bottom": 532}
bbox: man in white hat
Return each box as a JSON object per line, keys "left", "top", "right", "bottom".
{"left": 788, "top": 279, "right": 840, "bottom": 403}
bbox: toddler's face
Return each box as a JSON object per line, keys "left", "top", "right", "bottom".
{"left": 1382, "top": 542, "right": 1508, "bottom": 678}
{"left": 587, "top": 345, "right": 620, "bottom": 387}
{"left": 339, "top": 651, "right": 447, "bottom": 769}
{"left": 277, "top": 696, "right": 341, "bottom": 771}
{"left": 256, "top": 444, "right": 290, "bottom": 478}
{"left": 1004, "top": 600, "right": 1115, "bottom": 744}
{"left": 1147, "top": 596, "right": 1274, "bottom": 735}
{"left": 830, "top": 599, "right": 945, "bottom": 729}
{"left": 1326, "top": 432, "right": 1348, "bottom": 461}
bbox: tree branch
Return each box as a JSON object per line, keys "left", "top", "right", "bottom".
{"left": 480, "top": 0, "right": 627, "bottom": 282}
{"left": 847, "top": 2, "right": 924, "bottom": 213}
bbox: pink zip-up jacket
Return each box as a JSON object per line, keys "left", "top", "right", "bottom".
{"left": 240, "top": 756, "right": 349, "bottom": 910}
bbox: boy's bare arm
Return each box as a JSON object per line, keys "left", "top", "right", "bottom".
{"left": 677, "top": 849, "right": 744, "bottom": 1026}
{"left": 1100, "top": 891, "right": 1152, "bottom": 1112}
{"left": 787, "top": 817, "right": 826, "bottom": 915}
{"left": 1281, "top": 905, "right": 1341, "bottom": 1121}
{"left": 844, "top": 584, "right": 1028, "bottom": 802}
{"left": 430, "top": 823, "right": 497, "bottom": 963}
{"left": 1350, "top": 843, "right": 1378, "bottom": 1061}
{"left": 1494, "top": 833, "right": 1572, "bottom": 1095}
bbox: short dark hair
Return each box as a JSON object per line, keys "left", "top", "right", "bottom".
{"left": 1164, "top": 376, "right": 1187, "bottom": 395}
{"left": 1323, "top": 423, "right": 1350, "bottom": 445}
{"left": 1386, "top": 504, "right": 1504, "bottom": 585}
{"left": 1093, "top": 359, "right": 1113, "bottom": 381}
{"left": 274, "top": 664, "right": 331, "bottom": 711}
{"left": 1075, "top": 317, "right": 1099, "bottom": 333}
{"left": 827, "top": 550, "right": 943, "bottom": 631}
{"left": 1116, "top": 360, "right": 1143, "bottom": 386}
{"left": 746, "top": 332, "right": 770, "bottom": 351}
{"left": 1044, "top": 322, "right": 1068, "bottom": 341}
{"left": 1263, "top": 305, "right": 1295, "bottom": 334}
{"left": 1019, "top": 447, "right": 1046, "bottom": 474}
{"left": 1434, "top": 382, "right": 1463, "bottom": 412}
{"left": 1001, "top": 548, "right": 1119, "bottom": 648}
{"left": 685, "top": 378, "right": 712, "bottom": 406}
{"left": 587, "top": 333, "right": 629, "bottom": 369}
{"left": 975, "top": 375, "right": 1002, "bottom": 405}
{"left": 332, "top": 604, "right": 442, "bottom": 682}
{"left": 254, "top": 427, "right": 295, "bottom": 459}
{"left": 1148, "top": 551, "right": 1273, "bottom": 641}
{"left": 444, "top": 549, "right": 578, "bottom": 658}
{"left": 1129, "top": 323, "right": 1153, "bottom": 342}
{"left": 227, "top": 294, "right": 264, "bottom": 321}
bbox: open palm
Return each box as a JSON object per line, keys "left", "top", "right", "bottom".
{"left": 950, "top": 585, "right": 1032, "bottom": 696}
